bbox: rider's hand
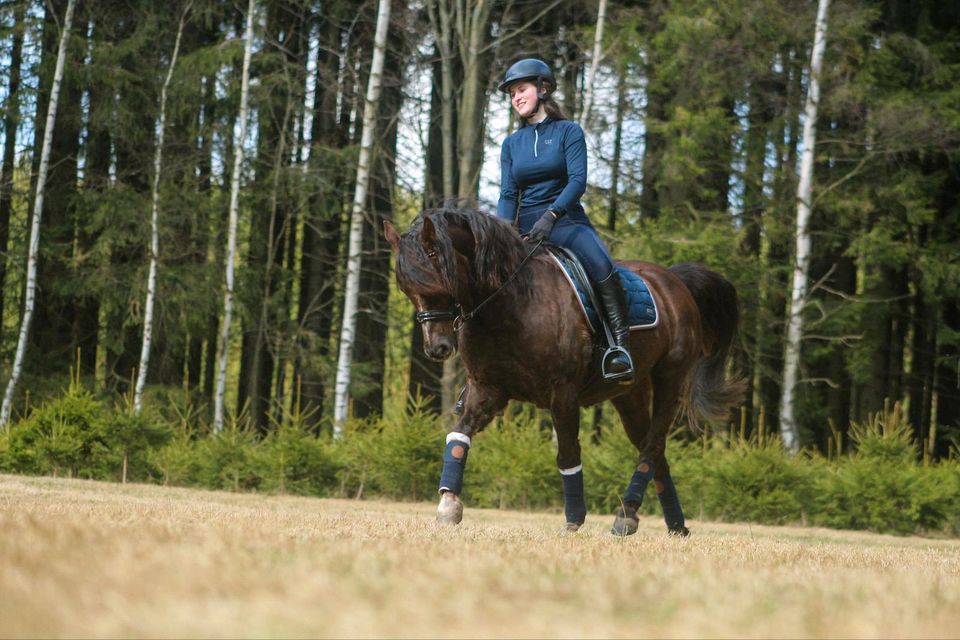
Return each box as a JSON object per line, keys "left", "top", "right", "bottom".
{"left": 525, "top": 210, "right": 558, "bottom": 244}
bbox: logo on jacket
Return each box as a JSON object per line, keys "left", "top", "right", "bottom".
{"left": 543, "top": 138, "right": 553, "bottom": 144}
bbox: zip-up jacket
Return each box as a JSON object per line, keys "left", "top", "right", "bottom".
{"left": 496, "top": 118, "right": 589, "bottom": 228}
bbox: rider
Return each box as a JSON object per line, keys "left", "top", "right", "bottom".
{"left": 496, "top": 58, "right": 634, "bottom": 381}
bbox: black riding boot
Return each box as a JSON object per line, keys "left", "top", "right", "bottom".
{"left": 595, "top": 270, "right": 635, "bottom": 382}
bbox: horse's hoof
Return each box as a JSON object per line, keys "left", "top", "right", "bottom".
{"left": 668, "top": 525, "right": 690, "bottom": 537}
{"left": 611, "top": 505, "right": 639, "bottom": 536}
{"left": 436, "top": 492, "right": 463, "bottom": 525}
{"left": 564, "top": 521, "right": 583, "bottom": 533}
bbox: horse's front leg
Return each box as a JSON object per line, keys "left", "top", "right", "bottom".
{"left": 552, "top": 389, "right": 586, "bottom": 532}
{"left": 436, "top": 381, "right": 506, "bottom": 525}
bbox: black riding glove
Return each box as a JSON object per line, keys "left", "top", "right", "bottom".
{"left": 525, "top": 210, "right": 559, "bottom": 244}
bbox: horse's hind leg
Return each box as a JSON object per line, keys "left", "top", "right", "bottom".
{"left": 609, "top": 379, "right": 654, "bottom": 536}
{"left": 610, "top": 372, "right": 691, "bottom": 537}
{"left": 649, "top": 373, "right": 691, "bottom": 537}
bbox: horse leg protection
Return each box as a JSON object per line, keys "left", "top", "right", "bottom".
{"left": 656, "top": 475, "right": 688, "bottom": 535}
{"left": 611, "top": 461, "right": 653, "bottom": 536}
{"left": 560, "top": 466, "right": 587, "bottom": 525}
{"left": 439, "top": 433, "right": 471, "bottom": 494}
{"left": 623, "top": 460, "right": 655, "bottom": 507}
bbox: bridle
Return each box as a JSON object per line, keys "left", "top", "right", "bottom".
{"left": 415, "top": 238, "right": 543, "bottom": 333}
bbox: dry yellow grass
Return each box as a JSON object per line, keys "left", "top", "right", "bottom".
{"left": 1, "top": 474, "right": 959, "bottom": 639}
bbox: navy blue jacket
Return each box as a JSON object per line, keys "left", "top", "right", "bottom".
{"left": 496, "top": 118, "right": 589, "bottom": 228}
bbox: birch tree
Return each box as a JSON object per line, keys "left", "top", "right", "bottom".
{"left": 779, "top": 0, "right": 830, "bottom": 453}
{"left": 134, "top": 4, "right": 191, "bottom": 416}
{"left": 332, "top": 0, "right": 392, "bottom": 432}
{"left": 213, "top": 0, "right": 256, "bottom": 433}
{"left": 0, "top": 0, "right": 77, "bottom": 428}
{"left": 578, "top": 0, "right": 607, "bottom": 129}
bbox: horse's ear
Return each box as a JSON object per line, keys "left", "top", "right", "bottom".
{"left": 383, "top": 220, "right": 400, "bottom": 253}
{"left": 420, "top": 215, "right": 437, "bottom": 248}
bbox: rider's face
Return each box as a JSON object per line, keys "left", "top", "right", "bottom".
{"left": 509, "top": 81, "right": 539, "bottom": 118}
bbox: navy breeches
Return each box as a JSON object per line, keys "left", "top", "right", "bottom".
{"left": 517, "top": 209, "right": 614, "bottom": 282}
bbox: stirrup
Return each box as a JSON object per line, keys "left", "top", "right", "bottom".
{"left": 601, "top": 346, "right": 634, "bottom": 383}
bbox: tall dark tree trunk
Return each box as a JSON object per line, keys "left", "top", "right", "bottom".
{"left": 190, "top": 48, "right": 219, "bottom": 393}
{"left": 908, "top": 280, "right": 936, "bottom": 447}
{"left": 294, "top": 8, "right": 353, "bottom": 427}
{"left": 936, "top": 298, "right": 960, "bottom": 458}
{"left": 737, "top": 78, "right": 775, "bottom": 433}
{"left": 98, "top": 4, "right": 159, "bottom": 392}
{"left": 238, "top": 0, "right": 305, "bottom": 432}
{"left": 0, "top": 0, "right": 26, "bottom": 350}
{"left": 407, "top": 48, "right": 447, "bottom": 412}
{"left": 640, "top": 77, "right": 665, "bottom": 222}
{"left": 30, "top": 0, "right": 84, "bottom": 377}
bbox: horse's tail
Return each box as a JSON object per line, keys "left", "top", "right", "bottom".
{"left": 669, "top": 263, "right": 746, "bottom": 428}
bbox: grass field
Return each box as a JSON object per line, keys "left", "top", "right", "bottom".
{"left": 2, "top": 474, "right": 959, "bottom": 638}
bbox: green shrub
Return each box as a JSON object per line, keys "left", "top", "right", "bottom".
{"left": 106, "top": 398, "right": 174, "bottom": 483}
{"left": 149, "top": 423, "right": 205, "bottom": 487}
{"left": 256, "top": 412, "right": 341, "bottom": 496}
{"left": 6, "top": 382, "right": 113, "bottom": 479}
{"left": 848, "top": 402, "right": 917, "bottom": 464}
{"left": 195, "top": 417, "right": 262, "bottom": 492}
{"left": 582, "top": 425, "right": 637, "bottom": 513}
{"left": 467, "top": 412, "right": 558, "bottom": 510}
{"left": 699, "top": 439, "right": 817, "bottom": 525}
{"left": 811, "top": 406, "right": 960, "bottom": 535}
{"left": 335, "top": 400, "right": 444, "bottom": 501}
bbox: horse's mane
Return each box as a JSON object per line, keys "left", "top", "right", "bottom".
{"left": 397, "top": 205, "right": 536, "bottom": 299}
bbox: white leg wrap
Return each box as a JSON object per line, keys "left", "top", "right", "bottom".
{"left": 446, "top": 432, "right": 471, "bottom": 446}
{"left": 559, "top": 465, "right": 583, "bottom": 476}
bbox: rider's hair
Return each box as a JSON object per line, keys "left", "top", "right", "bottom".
{"left": 520, "top": 81, "right": 567, "bottom": 126}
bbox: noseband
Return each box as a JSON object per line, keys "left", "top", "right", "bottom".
{"left": 415, "top": 307, "right": 460, "bottom": 324}
{"left": 414, "top": 238, "right": 543, "bottom": 333}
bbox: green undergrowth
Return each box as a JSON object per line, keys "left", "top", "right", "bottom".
{"left": 0, "top": 386, "right": 958, "bottom": 537}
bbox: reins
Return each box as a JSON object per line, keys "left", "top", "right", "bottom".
{"left": 453, "top": 238, "right": 543, "bottom": 332}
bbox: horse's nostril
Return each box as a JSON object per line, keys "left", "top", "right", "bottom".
{"left": 427, "top": 343, "right": 452, "bottom": 361}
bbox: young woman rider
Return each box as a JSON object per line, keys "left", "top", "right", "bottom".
{"left": 496, "top": 58, "right": 634, "bottom": 382}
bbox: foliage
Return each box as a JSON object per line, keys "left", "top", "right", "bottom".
{"left": 334, "top": 397, "right": 444, "bottom": 501}
{"left": 256, "top": 407, "right": 340, "bottom": 496}
{"left": 811, "top": 404, "right": 960, "bottom": 535}
{"left": 467, "top": 410, "right": 558, "bottom": 510}
{"left": 2, "top": 398, "right": 960, "bottom": 537}
{"left": 3, "top": 379, "right": 113, "bottom": 479}
{"left": 698, "top": 438, "right": 818, "bottom": 525}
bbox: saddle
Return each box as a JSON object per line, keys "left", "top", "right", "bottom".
{"left": 546, "top": 246, "right": 659, "bottom": 334}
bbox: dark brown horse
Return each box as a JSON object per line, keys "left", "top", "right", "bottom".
{"left": 384, "top": 206, "right": 744, "bottom": 535}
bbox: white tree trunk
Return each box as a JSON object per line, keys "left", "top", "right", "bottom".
{"left": 578, "top": 0, "right": 607, "bottom": 129}
{"left": 213, "top": 0, "right": 256, "bottom": 433}
{"left": 0, "top": 0, "right": 77, "bottom": 428}
{"left": 779, "top": 0, "right": 830, "bottom": 454}
{"left": 134, "top": 5, "right": 190, "bottom": 416}
{"left": 332, "top": 0, "right": 392, "bottom": 433}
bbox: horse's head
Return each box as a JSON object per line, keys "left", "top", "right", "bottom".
{"left": 384, "top": 212, "right": 471, "bottom": 361}
{"left": 385, "top": 207, "right": 530, "bottom": 362}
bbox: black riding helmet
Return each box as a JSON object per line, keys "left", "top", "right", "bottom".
{"left": 498, "top": 58, "right": 556, "bottom": 94}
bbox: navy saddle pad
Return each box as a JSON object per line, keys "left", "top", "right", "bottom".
{"left": 547, "top": 246, "right": 659, "bottom": 333}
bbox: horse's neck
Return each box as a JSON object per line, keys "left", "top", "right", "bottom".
{"left": 464, "top": 252, "right": 548, "bottom": 322}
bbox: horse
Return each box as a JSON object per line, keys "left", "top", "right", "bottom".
{"left": 383, "top": 206, "right": 745, "bottom": 535}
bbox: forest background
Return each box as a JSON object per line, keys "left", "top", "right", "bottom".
{"left": 0, "top": 0, "right": 957, "bottom": 472}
